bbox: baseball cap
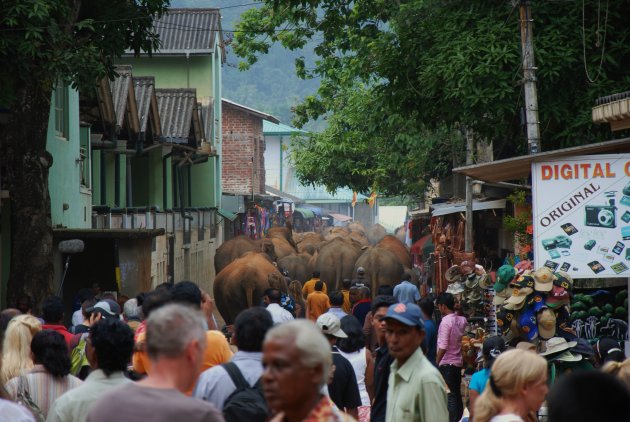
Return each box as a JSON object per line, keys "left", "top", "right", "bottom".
{"left": 532, "top": 267, "right": 555, "bottom": 292}
{"left": 494, "top": 265, "right": 516, "bottom": 292}
{"left": 383, "top": 303, "right": 425, "bottom": 330}
{"left": 537, "top": 308, "right": 556, "bottom": 340}
{"left": 87, "top": 299, "right": 121, "bottom": 319}
{"left": 519, "top": 307, "right": 538, "bottom": 341}
{"left": 316, "top": 313, "right": 347, "bottom": 338}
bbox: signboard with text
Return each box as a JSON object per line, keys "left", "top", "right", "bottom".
{"left": 532, "top": 154, "right": 630, "bottom": 278}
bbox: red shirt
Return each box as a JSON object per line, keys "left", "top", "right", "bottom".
{"left": 41, "top": 324, "right": 79, "bottom": 349}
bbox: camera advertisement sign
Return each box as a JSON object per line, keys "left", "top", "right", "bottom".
{"left": 532, "top": 154, "right": 630, "bottom": 278}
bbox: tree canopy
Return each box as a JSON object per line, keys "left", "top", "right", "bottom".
{"left": 0, "top": 0, "right": 169, "bottom": 306}
{"left": 234, "top": 0, "right": 630, "bottom": 197}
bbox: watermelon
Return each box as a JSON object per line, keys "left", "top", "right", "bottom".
{"left": 589, "top": 306, "right": 603, "bottom": 317}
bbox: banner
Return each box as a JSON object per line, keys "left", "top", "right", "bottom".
{"left": 532, "top": 154, "right": 630, "bottom": 278}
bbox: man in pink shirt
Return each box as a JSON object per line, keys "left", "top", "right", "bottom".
{"left": 436, "top": 292, "right": 467, "bottom": 422}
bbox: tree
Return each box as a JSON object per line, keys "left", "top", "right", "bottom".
{"left": 0, "top": 0, "right": 169, "bottom": 308}
{"left": 234, "top": 0, "right": 630, "bottom": 196}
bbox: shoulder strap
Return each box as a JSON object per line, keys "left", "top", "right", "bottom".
{"left": 222, "top": 362, "right": 250, "bottom": 390}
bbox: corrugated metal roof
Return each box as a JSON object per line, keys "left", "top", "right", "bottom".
{"left": 263, "top": 120, "right": 306, "bottom": 136}
{"left": 152, "top": 8, "right": 221, "bottom": 55}
{"left": 453, "top": 137, "right": 630, "bottom": 183}
{"left": 156, "top": 88, "right": 198, "bottom": 144}
{"left": 222, "top": 98, "right": 279, "bottom": 124}
{"left": 112, "top": 65, "right": 133, "bottom": 129}
{"left": 134, "top": 76, "right": 157, "bottom": 133}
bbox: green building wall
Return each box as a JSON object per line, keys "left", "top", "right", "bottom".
{"left": 117, "top": 56, "right": 215, "bottom": 98}
{"left": 47, "top": 86, "right": 92, "bottom": 228}
{"left": 118, "top": 42, "right": 223, "bottom": 209}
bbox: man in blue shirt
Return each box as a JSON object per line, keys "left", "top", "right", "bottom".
{"left": 419, "top": 297, "right": 437, "bottom": 366}
{"left": 393, "top": 273, "right": 420, "bottom": 304}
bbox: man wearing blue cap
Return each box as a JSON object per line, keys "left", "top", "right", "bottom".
{"left": 383, "top": 302, "right": 448, "bottom": 422}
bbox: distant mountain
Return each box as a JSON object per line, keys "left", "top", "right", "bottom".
{"left": 170, "top": 0, "right": 321, "bottom": 129}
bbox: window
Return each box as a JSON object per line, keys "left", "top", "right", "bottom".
{"left": 54, "top": 82, "right": 68, "bottom": 139}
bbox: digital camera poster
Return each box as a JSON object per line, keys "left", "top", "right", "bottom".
{"left": 532, "top": 154, "right": 630, "bottom": 278}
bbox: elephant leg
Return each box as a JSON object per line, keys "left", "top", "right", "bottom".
{"left": 245, "top": 283, "right": 255, "bottom": 309}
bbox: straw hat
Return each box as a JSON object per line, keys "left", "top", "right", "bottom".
{"left": 539, "top": 337, "right": 577, "bottom": 356}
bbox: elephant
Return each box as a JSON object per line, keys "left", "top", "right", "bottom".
{"left": 214, "top": 236, "right": 276, "bottom": 275}
{"left": 296, "top": 232, "right": 324, "bottom": 255}
{"left": 314, "top": 237, "right": 363, "bottom": 291}
{"left": 270, "top": 237, "right": 297, "bottom": 260}
{"left": 349, "top": 231, "right": 369, "bottom": 247}
{"left": 377, "top": 234, "right": 411, "bottom": 269}
{"left": 323, "top": 227, "right": 350, "bottom": 242}
{"left": 347, "top": 221, "right": 366, "bottom": 235}
{"left": 213, "top": 252, "right": 287, "bottom": 325}
{"left": 268, "top": 224, "right": 297, "bottom": 248}
{"left": 277, "top": 253, "right": 313, "bottom": 283}
{"left": 366, "top": 224, "right": 387, "bottom": 245}
{"left": 353, "top": 246, "right": 404, "bottom": 294}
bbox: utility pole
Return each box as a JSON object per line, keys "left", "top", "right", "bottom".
{"left": 465, "top": 128, "right": 474, "bottom": 252}
{"left": 518, "top": 0, "right": 541, "bottom": 154}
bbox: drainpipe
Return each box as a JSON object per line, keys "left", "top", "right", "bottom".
{"left": 126, "top": 158, "right": 133, "bottom": 207}
{"left": 114, "top": 152, "right": 120, "bottom": 207}
{"left": 162, "top": 151, "right": 173, "bottom": 209}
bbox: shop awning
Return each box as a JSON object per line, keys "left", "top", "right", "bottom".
{"left": 294, "top": 208, "right": 315, "bottom": 219}
{"left": 431, "top": 199, "right": 506, "bottom": 217}
{"left": 411, "top": 234, "right": 434, "bottom": 256}
{"left": 217, "top": 208, "right": 237, "bottom": 221}
{"left": 452, "top": 137, "right": 630, "bottom": 183}
{"left": 328, "top": 213, "right": 353, "bottom": 222}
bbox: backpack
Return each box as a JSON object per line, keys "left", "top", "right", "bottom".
{"left": 17, "top": 376, "right": 45, "bottom": 422}
{"left": 70, "top": 333, "right": 90, "bottom": 377}
{"left": 221, "top": 362, "right": 268, "bottom": 422}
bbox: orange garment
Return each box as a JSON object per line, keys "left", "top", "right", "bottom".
{"left": 132, "top": 330, "right": 233, "bottom": 393}
{"left": 303, "top": 278, "right": 327, "bottom": 299}
{"left": 341, "top": 289, "right": 351, "bottom": 314}
{"left": 307, "top": 291, "right": 331, "bottom": 321}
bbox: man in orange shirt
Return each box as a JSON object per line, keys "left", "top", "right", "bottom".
{"left": 306, "top": 281, "right": 331, "bottom": 321}
{"left": 340, "top": 279, "right": 352, "bottom": 314}
{"left": 302, "top": 271, "right": 328, "bottom": 299}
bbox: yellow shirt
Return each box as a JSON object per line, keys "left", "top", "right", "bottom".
{"left": 133, "top": 330, "right": 233, "bottom": 392}
{"left": 303, "top": 278, "right": 327, "bottom": 299}
{"left": 307, "top": 291, "right": 331, "bottom": 321}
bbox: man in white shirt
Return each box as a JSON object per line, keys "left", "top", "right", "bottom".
{"left": 194, "top": 307, "right": 274, "bottom": 410}
{"left": 48, "top": 318, "right": 134, "bottom": 422}
{"left": 265, "top": 288, "right": 294, "bottom": 325}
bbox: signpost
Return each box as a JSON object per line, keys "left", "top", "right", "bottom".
{"left": 532, "top": 154, "right": 630, "bottom": 279}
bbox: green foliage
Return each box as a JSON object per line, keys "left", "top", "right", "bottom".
{"left": 0, "top": 0, "right": 170, "bottom": 108}
{"left": 233, "top": 0, "right": 630, "bottom": 196}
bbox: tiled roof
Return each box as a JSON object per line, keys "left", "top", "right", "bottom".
{"left": 152, "top": 8, "right": 222, "bottom": 55}
{"left": 111, "top": 65, "right": 137, "bottom": 130}
{"left": 133, "top": 76, "right": 157, "bottom": 133}
{"left": 156, "top": 88, "right": 200, "bottom": 144}
{"left": 596, "top": 90, "right": 630, "bottom": 106}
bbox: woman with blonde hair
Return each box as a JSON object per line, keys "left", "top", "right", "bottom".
{"left": 474, "top": 348, "right": 548, "bottom": 422}
{"left": 1, "top": 314, "right": 42, "bottom": 385}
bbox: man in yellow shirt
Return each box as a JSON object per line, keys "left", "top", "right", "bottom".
{"left": 302, "top": 271, "right": 327, "bottom": 298}
{"left": 306, "top": 281, "right": 331, "bottom": 321}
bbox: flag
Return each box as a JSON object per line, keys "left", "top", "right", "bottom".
{"left": 351, "top": 191, "right": 357, "bottom": 208}
{"left": 368, "top": 192, "right": 377, "bottom": 208}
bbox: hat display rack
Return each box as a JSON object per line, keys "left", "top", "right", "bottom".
{"left": 445, "top": 261, "right": 496, "bottom": 334}
{"left": 493, "top": 261, "right": 577, "bottom": 347}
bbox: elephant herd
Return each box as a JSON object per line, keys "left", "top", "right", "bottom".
{"left": 213, "top": 223, "right": 412, "bottom": 324}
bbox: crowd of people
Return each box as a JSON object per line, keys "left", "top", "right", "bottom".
{"left": 1, "top": 273, "right": 630, "bottom": 422}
